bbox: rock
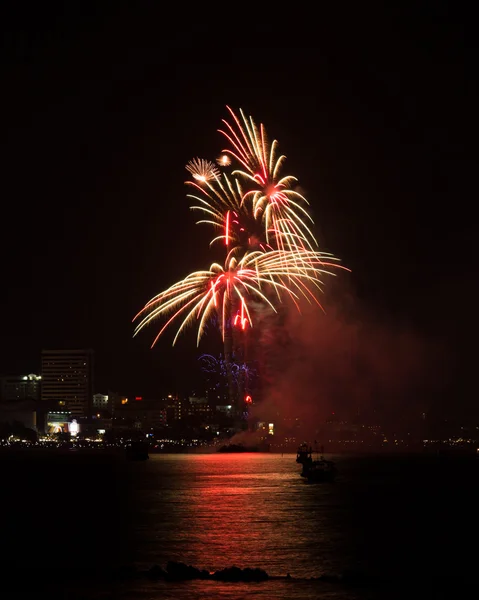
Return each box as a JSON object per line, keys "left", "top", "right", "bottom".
{"left": 166, "top": 561, "right": 209, "bottom": 580}
{"left": 212, "top": 566, "right": 268, "bottom": 582}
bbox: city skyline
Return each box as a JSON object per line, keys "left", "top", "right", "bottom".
{"left": 1, "top": 10, "right": 475, "bottom": 420}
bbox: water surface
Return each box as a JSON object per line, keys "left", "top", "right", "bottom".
{"left": 3, "top": 451, "right": 478, "bottom": 599}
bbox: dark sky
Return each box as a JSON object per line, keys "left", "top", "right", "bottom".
{"left": 1, "top": 7, "right": 476, "bottom": 401}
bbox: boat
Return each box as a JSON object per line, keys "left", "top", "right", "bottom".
{"left": 296, "top": 443, "right": 337, "bottom": 483}
{"left": 125, "top": 441, "right": 149, "bottom": 460}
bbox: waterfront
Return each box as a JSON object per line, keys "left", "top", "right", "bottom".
{"left": 3, "top": 452, "right": 479, "bottom": 598}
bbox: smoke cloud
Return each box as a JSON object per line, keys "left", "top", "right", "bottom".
{"left": 246, "top": 281, "right": 447, "bottom": 441}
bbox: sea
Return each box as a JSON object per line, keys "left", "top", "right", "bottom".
{"left": 2, "top": 450, "right": 479, "bottom": 599}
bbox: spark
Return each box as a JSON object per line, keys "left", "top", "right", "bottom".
{"left": 217, "top": 154, "right": 231, "bottom": 167}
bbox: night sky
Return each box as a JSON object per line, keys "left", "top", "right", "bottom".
{"left": 2, "top": 7, "right": 476, "bottom": 405}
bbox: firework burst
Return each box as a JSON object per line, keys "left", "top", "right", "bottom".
{"left": 135, "top": 104, "right": 348, "bottom": 406}
{"left": 218, "top": 106, "right": 318, "bottom": 252}
{"left": 133, "top": 249, "right": 342, "bottom": 348}
{"left": 186, "top": 158, "right": 220, "bottom": 183}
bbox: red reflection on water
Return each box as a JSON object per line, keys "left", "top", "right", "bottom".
{"left": 187, "top": 455, "right": 285, "bottom": 570}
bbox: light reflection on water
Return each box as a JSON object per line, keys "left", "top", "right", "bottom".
{"left": 130, "top": 453, "right": 349, "bottom": 579}
{"left": 23, "top": 451, "right": 478, "bottom": 599}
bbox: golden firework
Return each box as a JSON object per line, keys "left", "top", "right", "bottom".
{"left": 186, "top": 158, "right": 220, "bottom": 183}
{"left": 133, "top": 249, "right": 344, "bottom": 347}
{"left": 216, "top": 154, "right": 232, "bottom": 167}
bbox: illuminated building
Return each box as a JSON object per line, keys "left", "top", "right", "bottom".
{"left": 41, "top": 349, "right": 94, "bottom": 418}
{"left": 0, "top": 374, "right": 41, "bottom": 402}
{"left": 187, "top": 397, "right": 213, "bottom": 419}
{"left": 93, "top": 393, "right": 109, "bottom": 410}
{"left": 166, "top": 394, "right": 182, "bottom": 421}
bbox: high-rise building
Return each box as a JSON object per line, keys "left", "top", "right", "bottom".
{"left": 165, "top": 394, "right": 182, "bottom": 421}
{"left": 41, "top": 349, "right": 94, "bottom": 418}
{"left": 0, "top": 374, "right": 41, "bottom": 402}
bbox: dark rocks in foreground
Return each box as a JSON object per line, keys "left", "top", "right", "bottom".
{"left": 17, "top": 561, "right": 374, "bottom": 586}
{"left": 212, "top": 566, "right": 269, "bottom": 582}
{"left": 164, "top": 561, "right": 210, "bottom": 580}
{"left": 144, "top": 561, "right": 269, "bottom": 582}
{"left": 137, "top": 563, "right": 375, "bottom": 585}
{"left": 127, "top": 562, "right": 369, "bottom": 584}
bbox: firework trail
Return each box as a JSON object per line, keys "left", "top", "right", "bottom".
{"left": 133, "top": 249, "right": 342, "bottom": 348}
